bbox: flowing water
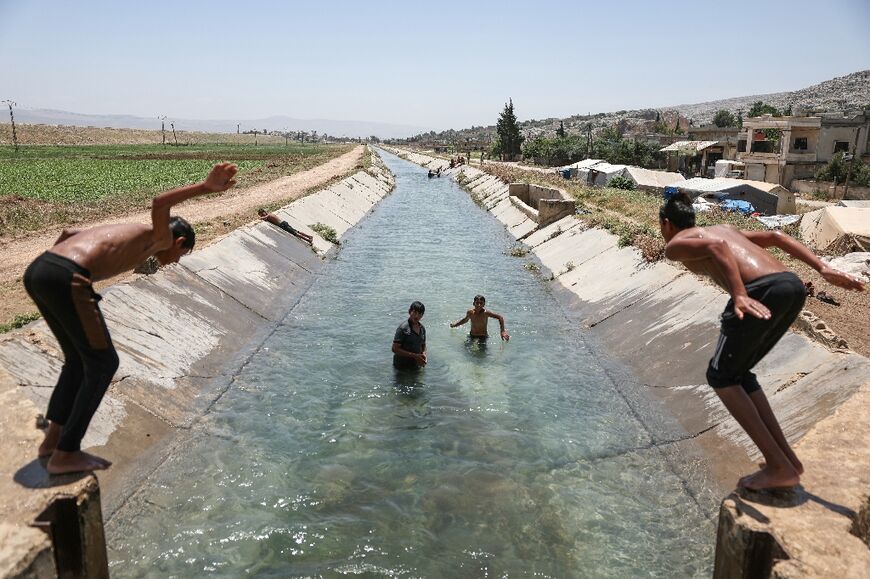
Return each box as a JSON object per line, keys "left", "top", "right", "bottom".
{"left": 109, "top": 152, "right": 715, "bottom": 577}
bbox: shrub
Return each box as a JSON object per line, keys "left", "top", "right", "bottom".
{"left": 608, "top": 175, "right": 636, "bottom": 190}
{"left": 509, "top": 246, "right": 529, "bottom": 257}
{"left": 309, "top": 222, "right": 339, "bottom": 244}
{"left": 0, "top": 312, "right": 41, "bottom": 333}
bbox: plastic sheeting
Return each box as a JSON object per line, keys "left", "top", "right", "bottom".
{"left": 755, "top": 214, "right": 801, "bottom": 228}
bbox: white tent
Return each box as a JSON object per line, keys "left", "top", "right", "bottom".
{"left": 621, "top": 166, "right": 684, "bottom": 192}
{"left": 586, "top": 162, "right": 627, "bottom": 187}
{"left": 800, "top": 207, "right": 870, "bottom": 251}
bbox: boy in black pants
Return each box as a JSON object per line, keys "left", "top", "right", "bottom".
{"left": 659, "top": 193, "right": 863, "bottom": 490}
{"left": 257, "top": 208, "right": 314, "bottom": 244}
{"left": 24, "top": 163, "right": 238, "bottom": 474}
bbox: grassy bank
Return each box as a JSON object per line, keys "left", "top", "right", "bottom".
{"left": 0, "top": 142, "right": 352, "bottom": 236}
{"left": 480, "top": 163, "right": 801, "bottom": 262}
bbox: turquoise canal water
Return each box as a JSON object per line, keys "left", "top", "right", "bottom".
{"left": 109, "top": 152, "right": 715, "bottom": 577}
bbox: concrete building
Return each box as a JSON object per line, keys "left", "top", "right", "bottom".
{"left": 737, "top": 113, "right": 870, "bottom": 187}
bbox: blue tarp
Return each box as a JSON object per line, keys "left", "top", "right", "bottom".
{"left": 719, "top": 199, "right": 755, "bottom": 214}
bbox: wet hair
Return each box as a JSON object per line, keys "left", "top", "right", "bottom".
{"left": 659, "top": 192, "right": 696, "bottom": 229}
{"left": 257, "top": 208, "right": 267, "bottom": 215}
{"left": 169, "top": 216, "right": 195, "bottom": 249}
{"left": 473, "top": 294, "right": 485, "bottom": 304}
{"left": 409, "top": 301, "right": 425, "bottom": 315}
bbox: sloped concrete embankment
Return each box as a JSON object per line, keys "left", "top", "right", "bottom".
{"left": 385, "top": 147, "right": 870, "bottom": 578}
{"left": 0, "top": 149, "right": 395, "bottom": 578}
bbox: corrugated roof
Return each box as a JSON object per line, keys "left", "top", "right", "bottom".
{"left": 659, "top": 140, "right": 719, "bottom": 153}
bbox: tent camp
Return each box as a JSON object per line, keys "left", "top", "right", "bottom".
{"left": 670, "top": 177, "right": 788, "bottom": 215}
{"left": 800, "top": 207, "right": 870, "bottom": 251}
{"left": 620, "top": 166, "right": 684, "bottom": 192}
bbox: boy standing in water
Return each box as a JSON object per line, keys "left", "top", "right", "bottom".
{"left": 450, "top": 295, "right": 510, "bottom": 341}
{"left": 659, "top": 193, "right": 863, "bottom": 490}
{"left": 392, "top": 301, "right": 427, "bottom": 369}
{"left": 24, "top": 163, "right": 238, "bottom": 474}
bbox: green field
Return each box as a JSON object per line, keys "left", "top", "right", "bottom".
{"left": 0, "top": 143, "right": 351, "bottom": 235}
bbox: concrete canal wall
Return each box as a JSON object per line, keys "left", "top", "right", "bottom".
{"left": 0, "top": 148, "right": 395, "bottom": 578}
{"left": 384, "top": 147, "right": 870, "bottom": 578}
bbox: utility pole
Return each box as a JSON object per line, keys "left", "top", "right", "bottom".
{"left": 2, "top": 100, "right": 19, "bottom": 152}
{"left": 158, "top": 115, "right": 167, "bottom": 146}
{"left": 237, "top": 123, "right": 240, "bottom": 134}
{"left": 170, "top": 121, "right": 178, "bottom": 146}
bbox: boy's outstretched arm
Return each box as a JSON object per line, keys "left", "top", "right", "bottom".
{"left": 666, "top": 237, "right": 770, "bottom": 320}
{"left": 151, "top": 163, "right": 238, "bottom": 245}
{"left": 487, "top": 311, "right": 510, "bottom": 340}
{"left": 450, "top": 312, "right": 470, "bottom": 328}
{"left": 742, "top": 230, "right": 865, "bottom": 291}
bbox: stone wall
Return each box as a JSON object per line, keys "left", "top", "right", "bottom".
{"left": 387, "top": 146, "right": 870, "bottom": 578}
{"left": 0, "top": 148, "right": 395, "bottom": 578}
{"left": 791, "top": 178, "right": 870, "bottom": 201}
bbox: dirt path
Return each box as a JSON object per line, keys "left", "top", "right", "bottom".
{"left": 0, "top": 145, "right": 366, "bottom": 325}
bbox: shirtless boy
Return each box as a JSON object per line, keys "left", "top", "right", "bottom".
{"left": 450, "top": 295, "right": 510, "bottom": 341}
{"left": 659, "top": 192, "right": 863, "bottom": 490}
{"left": 257, "top": 208, "right": 314, "bottom": 245}
{"left": 24, "top": 163, "right": 238, "bottom": 474}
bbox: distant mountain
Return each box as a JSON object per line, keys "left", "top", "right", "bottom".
{"left": 402, "top": 70, "right": 870, "bottom": 143}
{"left": 12, "top": 109, "right": 430, "bottom": 139}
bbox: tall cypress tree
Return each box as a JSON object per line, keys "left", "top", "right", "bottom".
{"left": 556, "top": 120, "right": 566, "bottom": 138}
{"left": 496, "top": 98, "right": 524, "bottom": 160}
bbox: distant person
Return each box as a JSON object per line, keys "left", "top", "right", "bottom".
{"left": 449, "top": 158, "right": 456, "bottom": 169}
{"left": 24, "top": 163, "right": 238, "bottom": 474}
{"left": 450, "top": 295, "right": 510, "bottom": 341}
{"left": 436, "top": 167, "right": 442, "bottom": 177}
{"left": 257, "top": 208, "right": 314, "bottom": 245}
{"left": 658, "top": 192, "right": 863, "bottom": 491}
{"left": 427, "top": 169, "right": 435, "bottom": 179}
{"left": 392, "top": 301, "right": 427, "bottom": 369}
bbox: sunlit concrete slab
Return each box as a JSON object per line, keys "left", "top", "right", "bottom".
{"left": 180, "top": 231, "right": 311, "bottom": 321}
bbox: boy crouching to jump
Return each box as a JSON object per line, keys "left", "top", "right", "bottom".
{"left": 659, "top": 193, "right": 863, "bottom": 490}
{"left": 24, "top": 163, "right": 238, "bottom": 474}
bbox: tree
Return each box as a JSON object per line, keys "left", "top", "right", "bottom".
{"left": 713, "top": 109, "right": 736, "bottom": 127}
{"left": 495, "top": 98, "right": 524, "bottom": 160}
{"left": 556, "top": 120, "right": 566, "bottom": 138}
{"left": 748, "top": 101, "right": 781, "bottom": 118}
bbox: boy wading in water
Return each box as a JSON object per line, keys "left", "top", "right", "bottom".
{"left": 392, "top": 301, "right": 427, "bottom": 369}
{"left": 450, "top": 295, "right": 510, "bottom": 341}
{"left": 659, "top": 193, "right": 864, "bottom": 490}
{"left": 24, "top": 163, "right": 238, "bottom": 474}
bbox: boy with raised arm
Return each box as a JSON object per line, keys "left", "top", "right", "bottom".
{"left": 24, "top": 163, "right": 238, "bottom": 474}
{"left": 450, "top": 295, "right": 510, "bottom": 341}
{"left": 659, "top": 193, "right": 863, "bottom": 490}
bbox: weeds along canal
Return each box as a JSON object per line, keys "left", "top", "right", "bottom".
{"left": 108, "top": 151, "right": 717, "bottom": 577}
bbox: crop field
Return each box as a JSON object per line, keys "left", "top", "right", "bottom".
{"left": 0, "top": 142, "right": 353, "bottom": 235}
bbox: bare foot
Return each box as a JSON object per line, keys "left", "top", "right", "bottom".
{"left": 738, "top": 465, "right": 799, "bottom": 490}
{"left": 46, "top": 450, "right": 112, "bottom": 475}
{"left": 37, "top": 423, "right": 62, "bottom": 458}
{"left": 755, "top": 457, "right": 805, "bottom": 476}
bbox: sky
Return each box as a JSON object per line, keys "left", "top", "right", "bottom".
{"left": 1, "top": 0, "right": 869, "bottom": 132}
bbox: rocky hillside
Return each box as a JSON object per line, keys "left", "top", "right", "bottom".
{"left": 671, "top": 70, "right": 870, "bottom": 123}
{"left": 402, "top": 70, "right": 870, "bottom": 144}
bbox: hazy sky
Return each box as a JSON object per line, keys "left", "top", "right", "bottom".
{"left": 1, "top": 0, "right": 868, "bottom": 131}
